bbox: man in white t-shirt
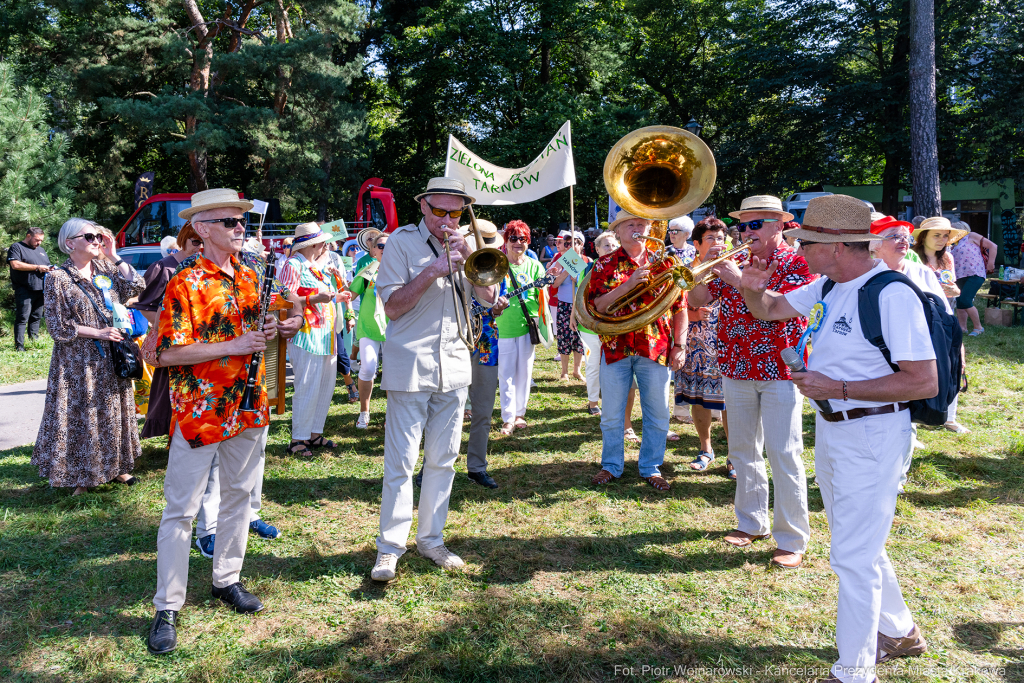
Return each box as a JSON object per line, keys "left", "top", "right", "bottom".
{"left": 716, "top": 195, "right": 938, "bottom": 683}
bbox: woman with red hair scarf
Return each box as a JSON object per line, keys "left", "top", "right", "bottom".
{"left": 495, "top": 220, "right": 546, "bottom": 434}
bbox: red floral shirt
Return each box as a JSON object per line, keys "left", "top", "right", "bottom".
{"left": 707, "top": 244, "right": 815, "bottom": 381}
{"left": 587, "top": 247, "right": 685, "bottom": 366}
{"left": 157, "top": 254, "right": 269, "bottom": 447}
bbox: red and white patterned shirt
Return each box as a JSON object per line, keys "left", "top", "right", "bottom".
{"left": 586, "top": 247, "right": 685, "bottom": 366}
{"left": 706, "top": 244, "right": 815, "bottom": 381}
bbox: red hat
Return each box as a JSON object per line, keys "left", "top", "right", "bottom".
{"left": 870, "top": 216, "right": 915, "bottom": 235}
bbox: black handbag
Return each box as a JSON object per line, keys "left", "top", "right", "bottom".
{"left": 63, "top": 267, "right": 144, "bottom": 380}
{"left": 517, "top": 292, "right": 541, "bottom": 345}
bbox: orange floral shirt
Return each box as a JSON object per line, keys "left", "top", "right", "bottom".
{"left": 586, "top": 247, "right": 685, "bottom": 367}
{"left": 157, "top": 254, "right": 269, "bottom": 447}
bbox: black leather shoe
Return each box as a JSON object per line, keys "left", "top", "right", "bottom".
{"left": 467, "top": 471, "right": 499, "bottom": 489}
{"left": 211, "top": 582, "right": 264, "bottom": 614}
{"left": 147, "top": 610, "right": 178, "bottom": 655}
{"left": 414, "top": 468, "right": 423, "bottom": 488}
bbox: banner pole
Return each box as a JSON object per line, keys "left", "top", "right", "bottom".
{"left": 569, "top": 185, "right": 575, "bottom": 233}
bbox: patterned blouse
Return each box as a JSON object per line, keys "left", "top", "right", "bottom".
{"left": 706, "top": 245, "right": 814, "bottom": 381}
{"left": 279, "top": 254, "right": 337, "bottom": 356}
{"left": 586, "top": 247, "right": 684, "bottom": 367}
{"left": 157, "top": 254, "right": 270, "bottom": 448}
{"left": 473, "top": 279, "right": 507, "bottom": 367}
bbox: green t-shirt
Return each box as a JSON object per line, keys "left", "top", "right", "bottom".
{"left": 350, "top": 262, "right": 387, "bottom": 342}
{"left": 495, "top": 258, "right": 545, "bottom": 339}
{"left": 904, "top": 249, "right": 921, "bottom": 263}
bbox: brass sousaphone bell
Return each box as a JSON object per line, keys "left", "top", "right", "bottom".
{"left": 574, "top": 125, "right": 748, "bottom": 335}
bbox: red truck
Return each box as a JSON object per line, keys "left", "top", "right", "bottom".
{"left": 115, "top": 178, "right": 399, "bottom": 271}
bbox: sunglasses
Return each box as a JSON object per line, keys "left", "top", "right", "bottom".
{"left": 667, "top": 229, "right": 688, "bottom": 235}
{"left": 375, "top": 243, "right": 386, "bottom": 250}
{"left": 70, "top": 232, "right": 100, "bottom": 243}
{"left": 797, "top": 239, "right": 823, "bottom": 247}
{"left": 425, "top": 200, "right": 463, "bottom": 219}
{"left": 507, "top": 236, "right": 529, "bottom": 243}
{"left": 199, "top": 217, "right": 246, "bottom": 229}
{"left": 189, "top": 238, "right": 203, "bottom": 247}
{"left": 737, "top": 219, "right": 778, "bottom": 233}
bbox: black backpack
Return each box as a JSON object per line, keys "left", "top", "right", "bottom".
{"left": 821, "top": 270, "right": 962, "bottom": 426}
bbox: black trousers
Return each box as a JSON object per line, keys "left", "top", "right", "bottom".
{"left": 13, "top": 285, "right": 44, "bottom": 349}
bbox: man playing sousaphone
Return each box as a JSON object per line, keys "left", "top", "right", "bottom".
{"left": 587, "top": 209, "right": 688, "bottom": 492}
{"left": 370, "top": 177, "right": 499, "bottom": 582}
{"left": 351, "top": 227, "right": 388, "bottom": 429}
{"left": 148, "top": 189, "right": 285, "bottom": 655}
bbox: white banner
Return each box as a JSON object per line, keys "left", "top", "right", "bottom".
{"left": 444, "top": 121, "right": 576, "bottom": 206}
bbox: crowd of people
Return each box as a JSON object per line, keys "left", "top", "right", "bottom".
{"left": 9, "top": 176, "right": 994, "bottom": 683}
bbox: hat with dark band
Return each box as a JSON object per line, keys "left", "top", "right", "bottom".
{"left": 728, "top": 195, "right": 794, "bottom": 222}
{"left": 413, "top": 177, "right": 476, "bottom": 205}
{"left": 783, "top": 195, "right": 881, "bottom": 243}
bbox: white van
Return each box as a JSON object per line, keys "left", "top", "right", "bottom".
{"left": 784, "top": 192, "right": 875, "bottom": 224}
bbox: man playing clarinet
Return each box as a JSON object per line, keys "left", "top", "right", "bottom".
{"left": 147, "top": 189, "right": 282, "bottom": 655}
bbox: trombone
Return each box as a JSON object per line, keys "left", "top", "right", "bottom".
{"left": 443, "top": 204, "right": 509, "bottom": 349}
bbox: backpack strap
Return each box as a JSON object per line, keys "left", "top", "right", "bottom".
{"left": 855, "top": 270, "right": 932, "bottom": 374}
{"left": 820, "top": 277, "right": 836, "bottom": 299}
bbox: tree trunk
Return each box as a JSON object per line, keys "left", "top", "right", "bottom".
{"left": 182, "top": 0, "right": 215, "bottom": 192}
{"left": 909, "top": 0, "right": 941, "bottom": 217}
{"left": 880, "top": 151, "right": 902, "bottom": 216}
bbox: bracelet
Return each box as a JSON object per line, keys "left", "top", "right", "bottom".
{"left": 842, "top": 380, "right": 848, "bottom": 401}
{"left": 113, "top": 259, "right": 125, "bottom": 267}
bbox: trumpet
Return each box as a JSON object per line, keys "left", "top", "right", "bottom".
{"left": 442, "top": 205, "right": 509, "bottom": 349}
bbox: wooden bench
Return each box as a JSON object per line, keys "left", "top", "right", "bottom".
{"left": 1002, "top": 301, "right": 1024, "bottom": 326}
{"left": 977, "top": 293, "right": 1001, "bottom": 308}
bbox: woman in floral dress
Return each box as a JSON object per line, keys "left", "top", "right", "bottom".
{"left": 32, "top": 218, "right": 145, "bottom": 494}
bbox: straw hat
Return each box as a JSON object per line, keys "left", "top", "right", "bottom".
{"left": 413, "top": 176, "right": 476, "bottom": 205}
{"left": 917, "top": 216, "right": 970, "bottom": 244}
{"left": 178, "top": 188, "right": 254, "bottom": 220}
{"left": 728, "top": 195, "right": 794, "bottom": 222}
{"left": 357, "top": 228, "right": 383, "bottom": 253}
{"left": 291, "top": 221, "right": 334, "bottom": 249}
{"left": 608, "top": 209, "right": 650, "bottom": 233}
{"left": 870, "top": 215, "right": 915, "bottom": 235}
{"left": 782, "top": 194, "right": 881, "bottom": 243}
{"left": 465, "top": 219, "right": 504, "bottom": 250}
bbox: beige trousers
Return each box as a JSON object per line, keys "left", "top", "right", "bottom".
{"left": 153, "top": 424, "right": 268, "bottom": 611}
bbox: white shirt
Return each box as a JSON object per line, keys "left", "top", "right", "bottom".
{"left": 898, "top": 260, "right": 952, "bottom": 313}
{"left": 785, "top": 260, "right": 936, "bottom": 411}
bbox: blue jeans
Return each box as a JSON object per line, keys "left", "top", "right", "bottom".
{"left": 599, "top": 354, "right": 671, "bottom": 478}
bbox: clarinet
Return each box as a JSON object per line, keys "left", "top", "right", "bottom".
{"left": 238, "top": 261, "right": 277, "bottom": 412}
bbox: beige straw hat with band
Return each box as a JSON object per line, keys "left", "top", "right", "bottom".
{"left": 291, "top": 221, "right": 335, "bottom": 249}
{"left": 916, "top": 216, "right": 970, "bottom": 244}
{"left": 782, "top": 194, "right": 881, "bottom": 243}
{"left": 463, "top": 218, "right": 504, "bottom": 250}
{"left": 178, "top": 188, "right": 254, "bottom": 221}
{"left": 728, "top": 194, "right": 794, "bottom": 222}
{"left": 413, "top": 177, "right": 477, "bottom": 205}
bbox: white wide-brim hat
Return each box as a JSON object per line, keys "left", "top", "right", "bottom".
{"left": 291, "top": 221, "right": 334, "bottom": 249}
{"left": 917, "top": 216, "right": 970, "bottom": 244}
{"left": 413, "top": 176, "right": 476, "bottom": 205}
{"left": 782, "top": 194, "right": 881, "bottom": 243}
{"left": 728, "top": 194, "right": 794, "bottom": 222}
{"left": 178, "top": 188, "right": 254, "bottom": 220}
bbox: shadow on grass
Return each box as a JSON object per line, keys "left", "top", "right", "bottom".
{"left": 902, "top": 448, "right": 1024, "bottom": 507}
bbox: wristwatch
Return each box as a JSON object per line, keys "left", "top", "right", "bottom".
{"left": 113, "top": 259, "right": 125, "bottom": 267}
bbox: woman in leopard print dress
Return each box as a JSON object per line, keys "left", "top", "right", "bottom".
{"left": 31, "top": 218, "right": 145, "bottom": 494}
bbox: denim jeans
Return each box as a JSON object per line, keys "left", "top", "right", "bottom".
{"left": 599, "top": 354, "right": 670, "bottom": 478}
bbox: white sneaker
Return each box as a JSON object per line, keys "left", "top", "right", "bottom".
{"left": 944, "top": 421, "right": 971, "bottom": 434}
{"left": 418, "top": 543, "right": 465, "bottom": 570}
{"left": 356, "top": 412, "right": 370, "bottom": 429}
{"left": 370, "top": 551, "right": 399, "bottom": 581}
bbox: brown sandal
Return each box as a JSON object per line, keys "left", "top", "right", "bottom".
{"left": 643, "top": 475, "right": 671, "bottom": 491}
{"left": 591, "top": 469, "right": 617, "bottom": 485}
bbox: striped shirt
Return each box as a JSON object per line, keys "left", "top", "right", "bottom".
{"left": 279, "top": 254, "right": 336, "bottom": 356}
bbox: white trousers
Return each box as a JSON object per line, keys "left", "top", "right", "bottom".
{"left": 153, "top": 425, "right": 268, "bottom": 611}
{"left": 376, "top": 387, "right": 467, "bottom": 556}
{"left": 580, "top": 331, "right": 602, "bottom": 403}
{"left": 195, "top": 451, "right": 265, "bottom": 538}
{"left": 497, "top": 334, "right": 536, "bottom": 423}
{"left": 816, "top": 409, "right": 915, "bottom": 683}
{"left": 722, "top": 377, "right": 810, "bottom": 553}
{"left": 358, "top": 337, "right": 382, "bottom": 382}
{"left": 289, "top": 343, "right": 337, "bottom": 440}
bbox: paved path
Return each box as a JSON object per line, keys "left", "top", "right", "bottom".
{"left": 0, "top": 379, "right": 47, "bottom": 451}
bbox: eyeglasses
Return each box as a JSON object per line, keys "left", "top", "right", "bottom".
{"left": 737, "top": 219, "right": 778, "bottom": 233}
{"left": 883, "top": 234, "right": 911, "bottom": 244}
{"left": 375, "top": 243, "right": 386, "bottom": 250}
{"left": 508, "top": 236, "right": 529, "bottom": 243}
{"left": 425, "top": 200, "right": 463, "bottom": 219}
{"left": 198, "top": 217, "right": 246, "bottom": 229}
{"left": 69, "top": 232, "right": 99, "bottom": 243}
{"left": 797, "top": 239, "right": 823, "bottom": 247}
{"left": 667, "top": 229, "right": 689, "bottom": 236}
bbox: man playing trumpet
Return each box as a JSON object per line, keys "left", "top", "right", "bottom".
{"left": 587, "top": 209, "right": 688, "bottom": 491}
{"left": 370, "top": 177, "right": 498, "bottom": 582}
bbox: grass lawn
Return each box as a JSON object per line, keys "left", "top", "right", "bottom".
{"left": 0, "top": 330, "right": 1022, "bottom": 682}
{"left": 0, "top": 308, "right": 53, "bottom": 384}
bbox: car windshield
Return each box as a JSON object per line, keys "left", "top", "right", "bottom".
{"left": 122, "top": 200, "right": 191, "bottom": 246}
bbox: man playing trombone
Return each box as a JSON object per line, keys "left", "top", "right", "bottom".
{"left": 370, "top": 177, "right": 499, "bottom": 582}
